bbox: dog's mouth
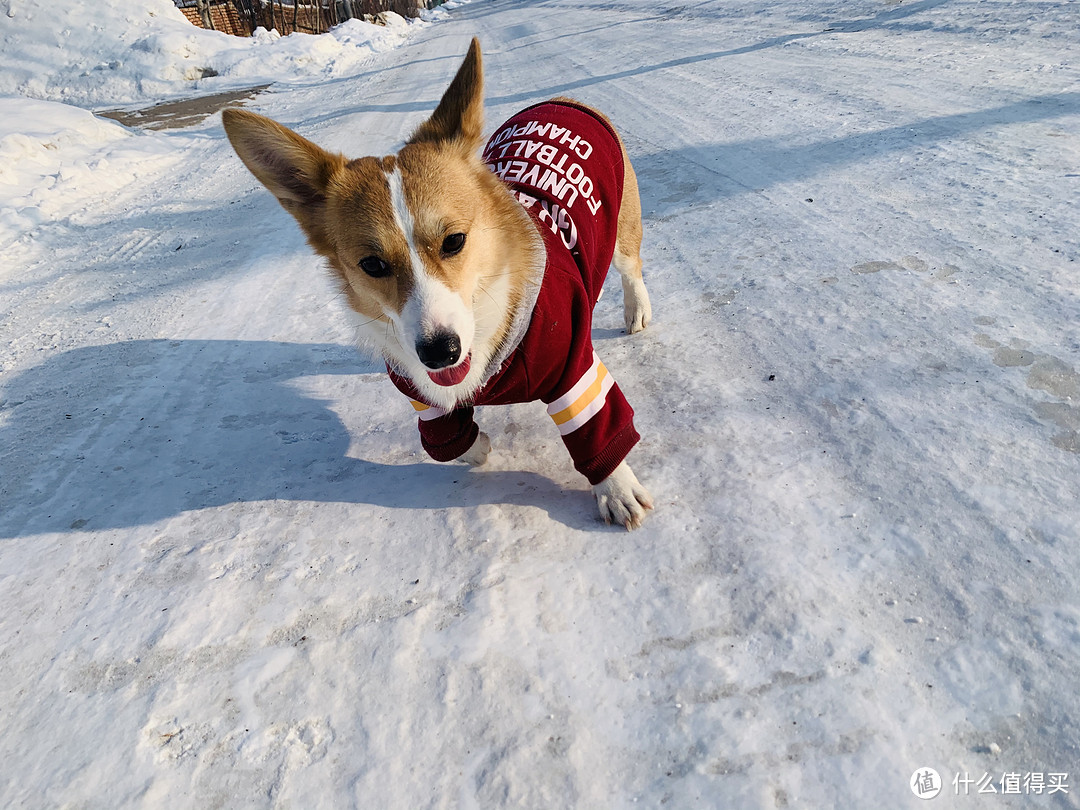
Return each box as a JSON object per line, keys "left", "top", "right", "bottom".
{"left": 427, "top": 353, "right": 472, "bottom": 387}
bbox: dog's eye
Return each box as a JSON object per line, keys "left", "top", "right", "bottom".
{"left": 359, "top": 256, "right": 392, "bottom": 278}
{"left": 441, "top": 232, "right": 466, "bottom": 257}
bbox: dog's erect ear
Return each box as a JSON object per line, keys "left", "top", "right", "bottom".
{"left": 409, "top": 38, "right": 484, "bottom": 151}
{"left": 223, "top": 109, "right": 345, "bottom": 244}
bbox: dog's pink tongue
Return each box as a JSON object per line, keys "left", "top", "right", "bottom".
{"left": 427, "top": 354, "right": 471, "bottom": 387}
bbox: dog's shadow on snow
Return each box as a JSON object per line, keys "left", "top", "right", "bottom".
{"left": 0, "top": 339, "right": 593, "bottom": 537}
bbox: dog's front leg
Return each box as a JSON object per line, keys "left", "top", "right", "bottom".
{"left": 458, "top": 431, "right": 491, "bottom": 466}
{"left": 593, "top": 461, "right": 654, "bottom": 530}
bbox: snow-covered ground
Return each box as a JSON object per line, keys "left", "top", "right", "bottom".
{"left": 2, "top": 0, "right": 1079, "bottom": 807}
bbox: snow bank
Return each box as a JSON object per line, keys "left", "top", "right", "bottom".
{"left": 0, "top": 0, "right": 418, "bottom": 108}
{"left": 0, "top": 97, "right": 180, "bottom": 244}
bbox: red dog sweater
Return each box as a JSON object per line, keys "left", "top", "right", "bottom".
{"left": 388, "top": 100, "right": 639, "bottom": 485}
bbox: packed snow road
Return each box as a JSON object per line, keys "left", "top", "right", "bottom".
{"left": 1, "top": 0, "right": 1078, "bottom": 807}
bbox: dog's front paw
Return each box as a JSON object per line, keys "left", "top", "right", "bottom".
{"left": 593, "top": 461, "right": 654, "bottom": 530}
{"left": 622, "top": 277, "right": 652, "bottom": 334}
{"left": 458, "top": 431, "right": 491, "bottom": 466}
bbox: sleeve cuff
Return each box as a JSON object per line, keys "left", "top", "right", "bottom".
{"left": 420, "top": 415, "right": 480, "bottom": 462}
{"left": 576, "top": 422, "right": 640, "bottom": 485}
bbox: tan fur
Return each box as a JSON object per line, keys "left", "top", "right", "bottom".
{"left": 223, "top": 38, "right": 654, "bottom": 528}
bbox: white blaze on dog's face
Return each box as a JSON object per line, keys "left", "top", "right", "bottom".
{"left": 324, "top": 146, "right": 511, "bottom": 397}
{"left": 385, "top": 164, "right": 474, "bottom": 380}
{"left": 222, "top": 38, "right": 542, "bottom": 408}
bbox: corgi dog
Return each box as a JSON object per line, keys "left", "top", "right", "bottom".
{"left": 223, "top": 39, "right": 654, "bottom": 529}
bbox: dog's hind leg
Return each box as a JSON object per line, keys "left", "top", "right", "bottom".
{"left": 614, "top": 144, "right": 652, "bottom": 334}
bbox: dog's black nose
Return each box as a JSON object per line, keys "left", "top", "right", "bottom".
{"left": 416, "top": 332, "right": 462, "bottom": 369}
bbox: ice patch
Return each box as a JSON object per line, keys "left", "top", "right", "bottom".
{"left": 973, "top": 331, "right": 1080, "bottom": 452}
{"left": 1027, "top": 355, "right": 1080, "bottom": 401}
{"left": 851, "top": 260, "right": 903, "bottom": 274}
